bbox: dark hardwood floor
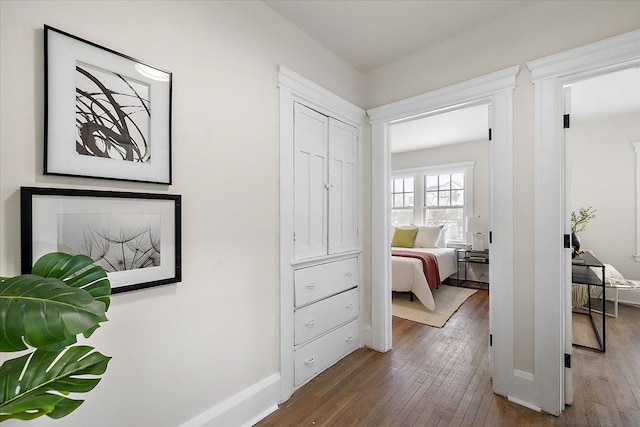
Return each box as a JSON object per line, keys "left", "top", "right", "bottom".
{"left": 257, "top": 289, "right": 640, "bottom": 426}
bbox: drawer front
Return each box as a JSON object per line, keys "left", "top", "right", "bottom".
{"left": 294, "top": 319, "right": 360, "bottom": 387}
{"left": 294, "top": 288, "right": 359, "bottom": 345}
{"left": 294, "top": 257, "right": 358, "bottom": 307}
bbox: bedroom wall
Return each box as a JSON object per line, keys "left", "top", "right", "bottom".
{"left": 391, "top": 138, "right": 490, "bottom": 220}
{"left": 364, "top": 0, "right": 640, "bottom": 375}
{"left": 571, "top": 113, "right": 640, "bottom": 304}
{"left": 0, "top": 1, "right": 364, "bottom": 426}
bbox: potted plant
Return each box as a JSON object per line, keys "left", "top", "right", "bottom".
{"left": 571, "top": 206, "right": 597, "bottom": 257}
{"left": 0, "top": 252, "right": 111, "bottom": 422}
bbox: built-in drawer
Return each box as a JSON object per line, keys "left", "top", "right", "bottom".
{"left": 294, "top": 288, "right": 359, "bottom": 345}
{"left": 294, "top": 318, "right": 360, "bottom": 387}
{"left": 294, "top": 257, "right": 358, "bottom": 307}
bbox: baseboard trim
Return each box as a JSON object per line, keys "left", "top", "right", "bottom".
{"left": 508, "top": 395, "right": 542, "bottom": 413}
{"left": 363, "top": 324, "right": 372, "bottom": 348}
{"left": 180, "top": 373, "right": 280, "bottom": 427}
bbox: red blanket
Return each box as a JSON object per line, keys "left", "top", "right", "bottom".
{"left": 392, "top": 250, "right": 441, "bottom": 290}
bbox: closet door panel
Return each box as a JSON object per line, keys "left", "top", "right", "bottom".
{"left": 294, "top": 103, "right": 329, "bottom": 259}
{"left": 328, "top": 118, "right": 358, "bottom": 254}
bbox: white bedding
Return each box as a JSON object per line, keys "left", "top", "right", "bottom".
{"left": 391, "top": 247, "right": 458, "bottom": 311}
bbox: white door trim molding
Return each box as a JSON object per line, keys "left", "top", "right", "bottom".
{"left": 527, "top": 29, "right": 640, "bottom": 416}
{"left": 278, "top": 65, "right": 366, "bottom": 402}
{"left": 634, "top": 142, "right": 640, "bottom": 262}
{"left": 367, "top": 66, "right": 519, "bottom": 400}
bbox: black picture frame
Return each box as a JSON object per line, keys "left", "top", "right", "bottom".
{"left": 44, "top": 25, "right": 172, "bottom": 184}
{"left": 21, "top": 187, "right": 181, "bottom": 294}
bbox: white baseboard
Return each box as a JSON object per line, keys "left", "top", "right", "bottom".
{"left": 508, "top": 395, "right": 542, "bottom": 413}
{"left": 180, "top": 373, "right": 280, "bottom": 427}
{"left": 363, "top": 324, "right": 372, "bottom": 348}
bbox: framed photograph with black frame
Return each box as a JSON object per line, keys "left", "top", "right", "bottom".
{"left": 21, "top": 187, "right": 181, "bottom": 294}
{"left": 44, "top": 25, "right": 172, "bottom": 184}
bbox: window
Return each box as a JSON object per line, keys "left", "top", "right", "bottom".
{"left": 390, "top": 162, "right": 474, "bottom": 243}
{"left": 424, "top": 172, "right": 465, "bottom": 242}
{"left": 391, "top": 177, "right": 414, "bottom": 225}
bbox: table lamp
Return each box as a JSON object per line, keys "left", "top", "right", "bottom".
{"left": 466, "top": 216, "right": 488, "bottom": 251}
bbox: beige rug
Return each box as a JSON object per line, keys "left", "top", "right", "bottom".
{"left": 392, "top": 285, "right": 477, "bottom": 328}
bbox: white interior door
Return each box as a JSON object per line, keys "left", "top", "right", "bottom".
{"left": 294, "top": 103, "right": 329, "bottom": 259}
{"left": 563, "top": 85, "right": 574, "bottom": 406}
{"left": 328, "top": 118, "right": 358, "bottom": 254}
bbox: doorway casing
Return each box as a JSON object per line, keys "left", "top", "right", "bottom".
{"left": 367, "top": 65, "right": 520, "bottom": 403}
{"left": 527, "top": 29, "right": 640, "bottom": 416}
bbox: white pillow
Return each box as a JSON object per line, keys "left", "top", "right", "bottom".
{"left": 414, "top": 225, "right": 444, "bottom": 248}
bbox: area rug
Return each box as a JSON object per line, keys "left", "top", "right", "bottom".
{"left": 392, "top": 285, "right": 477, "bottom": 328}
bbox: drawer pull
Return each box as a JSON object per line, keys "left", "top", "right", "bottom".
{"left": 345, "top": 335, "right": 354, "bottom": 342}
{"left": 305, "top": 283, "right": 316, "bottom": 290}
{"left": 344, "top": 272, "right": 353, "bottom": 278}
{"left": 304, "top": 357, "right": 316, "bottom": 365}
{"left": 345, "top": 303, "right": 354, "bottom": 310}
{"left": 304, "top": 319, "right": 316, "bottom": 327}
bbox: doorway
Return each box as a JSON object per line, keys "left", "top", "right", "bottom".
{"left": 368, "top": 66, "right": 519, "bottom": 399}
{"left": 528, "top": 28, "right": 640, "bottom": 415}
{"left": 565, "top": 66, "right": 640, "bottom": 402}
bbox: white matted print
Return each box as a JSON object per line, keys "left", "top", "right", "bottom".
{"left": 21, "top": 187, "right": 181, "bottom": 294}
{"left": 45, "top": 25, "right": 172, "bottom": 184}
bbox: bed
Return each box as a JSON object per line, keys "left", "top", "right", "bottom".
{"left": 390, "top": 225, "right": 458, "bottom": 311}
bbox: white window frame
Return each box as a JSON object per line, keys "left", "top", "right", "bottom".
{"left": 392, "top": 161, "right": 475, "bottom": 244}
{"left": 390, "top": 176, "right": 415, "bottom": 208}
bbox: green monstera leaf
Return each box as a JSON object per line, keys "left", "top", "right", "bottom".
{"left": 32, "top": 252, "right": 111, "bottom": 310}
{"left": 0, "top": 252, "right": 110, "bottom": 352}
{"left": 0, "top": 275, "right": 107, "bottom": 352}
{"left": 0, "top": 345, "right": 111, "bottom": 422}
{"left": 0, "top": 252, "right": 112, "bottom": 421}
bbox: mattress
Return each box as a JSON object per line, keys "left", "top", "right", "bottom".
{"left": 391, "top": 247, "right": 458, "bottom": 311}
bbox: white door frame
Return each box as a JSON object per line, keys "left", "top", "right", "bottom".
{"left": 527, "top": 29, "right": 640, "bottom": 416}
{"left": 367, "top": 66, "right": 519, "bottom": 399}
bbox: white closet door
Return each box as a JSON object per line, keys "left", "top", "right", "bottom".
{"left": 328, "top": 118, "right": 358, "bottom": 254}
{"left": 294, "top": 103, "right": 329, "bottom": 259}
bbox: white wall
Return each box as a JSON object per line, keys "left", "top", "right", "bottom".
{"left": 364, "top": 1, "right": 640, "bottom": 373}
{"left": 0, "top": 1, "right": 363, "bottom": 426}
{"left": 571, "top": 113, "right": 640, "bottom": 303}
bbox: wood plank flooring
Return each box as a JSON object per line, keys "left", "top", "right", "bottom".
{"left": 256, "top": 290, "right": 640, "bottom": 426}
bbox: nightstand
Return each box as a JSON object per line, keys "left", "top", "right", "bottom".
{"left": 457, "top": 249, "right": 489, "bottom": 286}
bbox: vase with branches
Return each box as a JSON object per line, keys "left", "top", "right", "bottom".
{"left": 570, "top": 206, "right": 597, "bottom": 256}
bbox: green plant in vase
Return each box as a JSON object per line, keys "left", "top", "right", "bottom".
{"left": 570, "top": 206, "right": 597, "bottom": 256}
{"left": 0, "top": 252, "right": 111, "bottom": 422}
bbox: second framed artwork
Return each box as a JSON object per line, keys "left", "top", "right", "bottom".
{"left": 21, "top": 187, "right": 181, "bottom": 294}
{"left": 44, "top": 25, "right": 172, "bottom": 184}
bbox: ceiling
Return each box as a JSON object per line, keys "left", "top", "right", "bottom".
{"left": 390, "top": 105, "right": 489, "bottom": 153}
{"left": 570, "top": 67, "right": 640, "bottom": 122}
{"left": 264, "top": 1, "right": 640, "bottom": 153}
{"left": 264, "top": 0, "right": 541, "bottom": 73}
